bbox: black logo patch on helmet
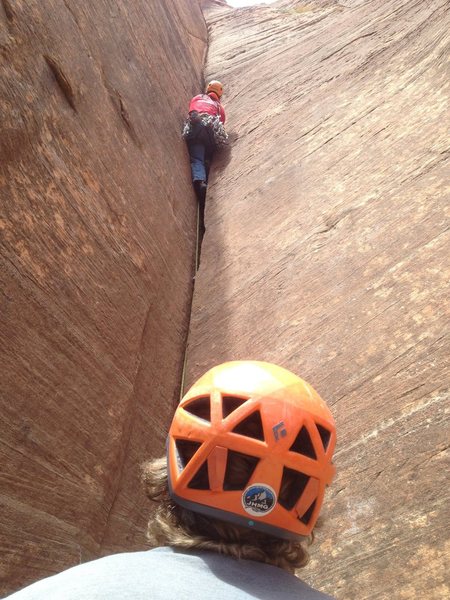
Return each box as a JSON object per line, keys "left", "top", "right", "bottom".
{"left": 242, "top": 484, "right": 276, "bottom": 517}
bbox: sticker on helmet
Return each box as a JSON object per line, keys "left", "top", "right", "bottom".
{"left": 242, "top": 484, "right": 276, "bottom": 517}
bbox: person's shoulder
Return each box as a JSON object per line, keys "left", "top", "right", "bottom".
{"left": 5, "top": 551, "right": 164, "bottom": 599}
{"left": 186, "top": 550, "right": 334, "bottom": 600}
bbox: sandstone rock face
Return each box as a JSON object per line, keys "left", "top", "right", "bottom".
{"left": 1, "top": 1, "right": 205, "bottom": 594}
{"left": 186, "top": 1, "right": 449, "bottom": 598}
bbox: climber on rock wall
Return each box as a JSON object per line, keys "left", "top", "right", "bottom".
{"left": 5, "top": 361, "right": 337, "bottom": 600}
{"left": 183, "top": 80, "right": 227, "bottom": 234}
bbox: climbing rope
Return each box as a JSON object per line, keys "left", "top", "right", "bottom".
{"left": 179, "top": 201, "right": 202, "bottom": 401}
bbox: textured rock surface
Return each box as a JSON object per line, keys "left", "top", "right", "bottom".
{"left": 1, "top": 0, "right": 205, "bottom": 594}
{"left": 186, "top": 1, "right": 449, "bottom": 598}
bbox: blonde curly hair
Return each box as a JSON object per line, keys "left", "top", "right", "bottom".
{"left": 141, "top": 456, "right": 311, "bottom": 573}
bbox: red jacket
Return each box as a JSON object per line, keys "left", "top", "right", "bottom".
{"left": 189, "top": 93, "right": 226, "bottom": 124}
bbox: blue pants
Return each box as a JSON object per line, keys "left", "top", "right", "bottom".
{"left": 188, "top": 142, "right": 207, "bottom": 182}
{"left": 187, "top": 121, "right": 214, "bottom": 183}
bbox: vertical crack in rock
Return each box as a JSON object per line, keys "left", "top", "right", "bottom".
{"left": 97, "top": 299, "right": 154, "bottom": 552}
{"left": 100, "top": 67, "right": 141, "bottom": 148}
{"left": 44, "top": 54, "right": 77, "bottom": 112}
{"left": 116, "top": 91, "right": 141, "bottom": 148}
{"left": 1, "top": 0, "right": 14, "bottom": 23}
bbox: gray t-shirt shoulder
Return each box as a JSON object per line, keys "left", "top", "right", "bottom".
{"left": 5, "top": 546, "right": 334, "bottom": 599}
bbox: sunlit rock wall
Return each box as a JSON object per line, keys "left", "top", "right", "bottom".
{"left": 186, "top": 1, "right": 449, "bottom": 598}
{"left": 1, "top": 0, "right": 206, "bottom": 594}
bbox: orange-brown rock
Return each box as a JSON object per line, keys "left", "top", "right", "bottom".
{"left": 186, "top": 1, "right": 449, "bottom": 598}
{"left": 1, "top": 0, "right": 205, "bottom": 594}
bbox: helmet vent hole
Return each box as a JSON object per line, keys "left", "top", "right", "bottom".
{"left": 289, "top": 426, "right": 316, "bottom": 459}
{"left": 316, "top": 423, "right": 331, "bottom": 451}
{"left": 223, "top": 451, "right": 259, "bottom": 491}
{"left": 299, "top": 499, "right": 317, "bottom": 525}
{"left": 175, "top": 439, "right": 202, "bottom": 469}
{"left": 232, "top": 410, "right": 265, "bottom": 441}
{"left": 222, "top": 395, "right": 248, "bottom": 418}
{"left": 187, "top": 460, "right": 210, "bottom": 490}
{"left": 184, "top": 396, "right": 211, "bottom": 422}
{"left": 278, "top": 467, "right": 310, "bottom": 511}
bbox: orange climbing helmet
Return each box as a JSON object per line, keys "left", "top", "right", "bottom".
{"left": 167, "top": 361, "right": 336, "bottom": 540}
{"left": 206, "top": 80, "right": 223, "bottom": 98}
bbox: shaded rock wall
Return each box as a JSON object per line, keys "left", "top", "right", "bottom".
{"left": 1, "top": 0, "right": 205, "bottom": 594}
{"left": 186, "top": 1, "right": 449, "bottom": 598}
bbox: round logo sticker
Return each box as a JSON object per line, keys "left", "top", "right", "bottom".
{"left": 242, "top": 484, "right": 276, "bottom": 517}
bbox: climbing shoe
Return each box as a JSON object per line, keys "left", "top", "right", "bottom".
{"left": 194, "top": 180, "right": 207, "bottom": 200}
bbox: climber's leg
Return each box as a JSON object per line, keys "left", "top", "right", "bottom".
{"left": 204, "top": 153, "right": 212, "bottom": 184}
{"left": 188, "top": 142, "right": 207, "bottom": 183}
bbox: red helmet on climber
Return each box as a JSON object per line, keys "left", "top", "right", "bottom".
{"left": 206, "top": 80, "right": 224, "bottom": 99}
